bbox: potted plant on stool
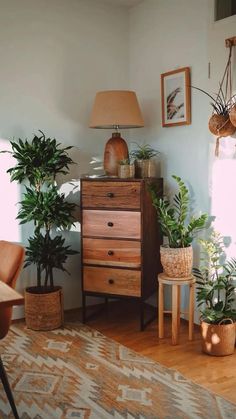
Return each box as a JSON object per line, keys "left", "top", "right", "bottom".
{"left": 150, "top": 175, "right": 208, "bottom": 277}
{"left": 193, "top": 230, "right": 236, "bottom": 356}
{"left": 6, "top": 131, "right": 77, "bottom": 330}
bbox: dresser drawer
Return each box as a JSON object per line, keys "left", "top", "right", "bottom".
{"left": 82, "top": 210, "right": 141, "bottom": 239}
{"left": 83, "top": 266, "right": 141, "bottom": 296}
{"left": 83, "top": 238, "right": 141, "bottom": 268}
{"left": 81, "top": 181, "right": 141, "bottom": 209}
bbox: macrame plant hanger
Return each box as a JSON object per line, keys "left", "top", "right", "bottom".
{"left": 213, "top": 37, "right": 236, "bottom": 156}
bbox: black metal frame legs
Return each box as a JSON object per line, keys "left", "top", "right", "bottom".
{"left": 0, "top": 356, "right": 19, "bottom": 419}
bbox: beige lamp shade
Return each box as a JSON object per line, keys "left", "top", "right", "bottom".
{"left": 89, "top": 90, "right": 144, "bottom": 176}
{"left": 89, "top": 90, "right": 144, "bottom": 129}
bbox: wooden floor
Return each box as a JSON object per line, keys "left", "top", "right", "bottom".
{"left": 66, "top": 300, "right": 236, "bottom": 405}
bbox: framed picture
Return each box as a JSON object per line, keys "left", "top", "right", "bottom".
{"left": 161, "top": 67, "right": 191, "bottom": 127}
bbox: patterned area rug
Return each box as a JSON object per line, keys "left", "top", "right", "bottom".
{"left": 0, "top": 322, "right": 235, "bottom": 419}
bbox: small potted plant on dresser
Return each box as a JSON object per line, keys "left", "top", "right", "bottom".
{"left": 193, "top": 230, "right": 236, "bottom": 356}
{"left": 117, "top": 157, "right": 135, "bottom": 178}
{"left": 6, "top": 131, "right": 77, "bottom": 330}
{"left": 130, "top": 143, "right": 159, "bottom": 178}
{"left": 150, "top": 175, "right": 208, "bottom": 277}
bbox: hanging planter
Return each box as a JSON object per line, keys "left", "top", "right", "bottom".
{"left": 208, "top": 114, "right": 235, "bottom": 156}
{"left": 208, "top": 114, "right": 235, "bottom": 137}
{"left": 192, "top": 41, "right": 236, "bottom": 156}
{"left": 229, "top": 104, "right": 236, "bottom": 127}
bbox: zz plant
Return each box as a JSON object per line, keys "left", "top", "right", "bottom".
{"left": 150, "top": 175, "right": 208, "bottom": 248}
{"left": 6, "top": 131, "right": 77, "bottom": 290}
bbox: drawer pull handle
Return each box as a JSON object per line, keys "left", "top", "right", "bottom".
{"left": 108, "top": 278, "right": 114, "bottom": 284}
{"left": 107, "top": 192, "right": 114, "bottom": 198}
{"left": 107, "top": 221, "right": 114, "bottom": 227}
{"left": 107, "top": 250, "right": 114, "bottom": 256}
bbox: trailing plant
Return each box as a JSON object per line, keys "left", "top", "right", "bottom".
{"left": 130, "top": 143, "right": 159, "bottom": 160}
{"left": 193, "top": 230, "right": 236, "bottom": 324}
{"left": 150, "top": 175, "right": 208, "bottom": 248}
{"left": 5, "top": 131, "right": 77, "bottom": 290}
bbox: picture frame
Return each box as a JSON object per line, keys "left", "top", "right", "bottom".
{"left": 161, "top": 67, "right": 191, "bottom": 127}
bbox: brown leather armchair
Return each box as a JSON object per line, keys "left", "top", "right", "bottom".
{"left": 0, "top": 240, "right": 25, "bottom": 419}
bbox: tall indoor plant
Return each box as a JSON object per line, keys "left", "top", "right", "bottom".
{"left": 193, "top": 230, "right": 236, "bottom": 356}
{"left": 6, "top": 131, "right": 77, "bottom": 330}
{"left": 150, "top": 175, "right": 208, "bottom": 277}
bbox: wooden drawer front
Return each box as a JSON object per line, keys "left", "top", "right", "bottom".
{"left": 83, "top": 266, "right": 141, "bottom": 296}
{"left": 82, "top": 181, "right": 141, "bottom": 209}
{"left": 83, "top": 210, "right": 141, "bottom": 239}
{"left": 83, "top": 238, "right": 141, "bottom": 268}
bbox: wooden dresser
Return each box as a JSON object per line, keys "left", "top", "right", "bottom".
{"left": 80, "top": 177, "right": 163, "bottom": 330}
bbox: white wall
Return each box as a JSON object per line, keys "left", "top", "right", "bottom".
{"left": 128, "top": 0, "right": 210, "bottom": 317}
{"left": 128, "top": 0, "right": 236, "bottom": 319}
{"left": 129, "top": 0, "right": 210, "bottom": 213}
{"left": 0, "top": 0, "right": 129, "bottom": 315}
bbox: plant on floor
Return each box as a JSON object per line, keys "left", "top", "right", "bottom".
{"left": 150, "top": 175, "right": 208, "bottom": 248}
{"left": 6, "top": 130, "right": 77, "bottom": 290}
{"left": 193, "top": 230, "right": 236, "bottom": 324}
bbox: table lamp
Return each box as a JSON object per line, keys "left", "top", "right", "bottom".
{"left": 89, "top": 90, "right": 144, "bottom": 176}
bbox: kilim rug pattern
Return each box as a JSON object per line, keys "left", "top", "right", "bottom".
{"left": 0, "top": 322, "right": 235, "bottom": 419}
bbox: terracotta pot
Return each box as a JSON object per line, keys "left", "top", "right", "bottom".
{"left": 135, "top": 159, "right": 156, "bottom": 178}
{"left": 118, "top": 164, "right": 135, "bottom": 178}
{"left": 229, "top": 105, "right": 236, "bottom": 128}
{"left": 208, "top": 114, "right": 236, "bottom": 137}
{"left": 25, "top": 286, "right": 64, "bottom": 331}
{"left": 160, "top": 245, "right": 193, "bottom": 278}
{"left": 201, "top": 320, "right": 235, "bottom": 356}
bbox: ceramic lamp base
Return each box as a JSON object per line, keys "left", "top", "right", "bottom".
{"left": 104, "top": 132, "right": 129, "bottom": 176}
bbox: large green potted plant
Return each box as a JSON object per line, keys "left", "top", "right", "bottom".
{"left": 6, "top": 131, "right": 77, "bottom": 330}
{"left": 193, "top": 230, "right": 236, "bottom": 356}
{"left": 150, "top": 175, "right": 208, "bottom": 277}
{"left": 130, "top": 143, "right": 159, "bottom": 178}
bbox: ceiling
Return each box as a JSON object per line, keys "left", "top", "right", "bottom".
{"left": 101, "top": 0, "right": 143, "bottom": 7}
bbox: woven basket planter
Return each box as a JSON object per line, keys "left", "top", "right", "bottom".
{"left": 201, "top": 320, "right": 235, "bottom": 356}
{"left": 229, "top": 105, "right": 236, "bottom": 128}
{"left": 208, "top": 114, "right": 236, "bottom": 137}
{"left": 160, "top": 245, "right": 193, "bottom": 278}
{"left": 135, "top": 159, "right": 156, "bottom": 178}
{"left": 118, "top": 164, "right": 135, "bottom": 178}
{"left": 25, "top": 286, "right": 64, "bottom": 331}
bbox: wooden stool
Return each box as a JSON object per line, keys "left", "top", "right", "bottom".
{"left": 158, "top": 273, "right": 195, "bottom": 345}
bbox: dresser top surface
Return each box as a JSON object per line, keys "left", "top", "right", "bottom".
{"left": 81, "top": 177, "right": 162, "bottom": 182}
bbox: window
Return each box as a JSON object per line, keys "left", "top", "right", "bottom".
{"left": 215, "top": 0, "right": 236, "bottom": 21}
{"left": 0, "top": 139, "right": 21, "bottom": 242}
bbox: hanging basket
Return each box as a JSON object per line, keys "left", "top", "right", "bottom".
{"left": 229, "top": 104, "right": 236, "bottom": 127}
{"left": 208, "top": 114, "right": 236, "bottom": 137}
